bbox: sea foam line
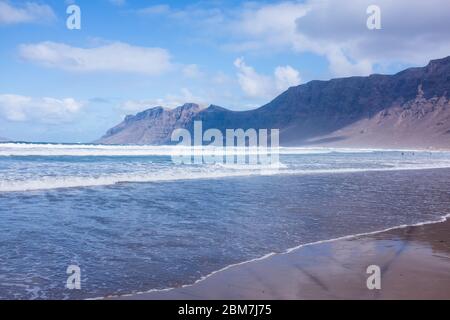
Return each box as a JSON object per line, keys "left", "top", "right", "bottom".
{"left": 2, "top": 164, "right": 450, "bottom": 192}
{"left": 0, "top": 169, "right": 281, "bottom": 192}
{"left": 0, "top": 143, "right": 446, "bottom": 157}
{"left": 94, "top": 213, "right": 450, "bottom": 300}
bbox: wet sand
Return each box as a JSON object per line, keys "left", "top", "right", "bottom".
{"left": 112, "top": 218, "right": 450, "bottom": 300}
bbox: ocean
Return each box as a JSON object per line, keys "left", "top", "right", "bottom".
{"left": 1, "top": 143, "right": 450, "bottom": 299}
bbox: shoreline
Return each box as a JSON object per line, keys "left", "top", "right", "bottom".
{"left": 106, "top": 213, "right": 450, "bottom": 300}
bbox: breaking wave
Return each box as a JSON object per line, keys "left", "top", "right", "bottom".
{"left": 2, "top": 164, "right": 450, "bottom": 192}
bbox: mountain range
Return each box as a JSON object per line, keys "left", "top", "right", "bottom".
{"left": 97, "top": 56, "right": 450, "bottom": 149}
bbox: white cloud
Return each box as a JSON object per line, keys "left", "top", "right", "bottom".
{"left": 0, "top": 1, "right": 55, "bottom": 25}
{"left": 295, "top": 0, "right": 450, "bottom": 73}
{"left": 234, "top": 57, "right": 273, "bottom": 99}
{"left": 19, "top": 41, "right": 173, "bottom": 75}
{"left": 120, "top": 88, "right": 206, "bottom": 112}
{"left": 234, "top": 57, "right": 301, "bottom": 99}
{"left": 133, "top": 1, "right": 450, "bottom": 77}
{"left": 323, "top": 47, "right": 373, "bottom": 77}
{"left": 0, "top": 94, "right": 85, "bottom": 123}
{"left": 220, "top": 0, "right": 450, "bottom": 77}
{"left": 274, "top": 66, "right": 301, "bottom": 93}
{"left": 226, "top": 1, "right": 371, "bottom": 77}
{"left": 230, "top": 2, "right": 308, "bottom": 47}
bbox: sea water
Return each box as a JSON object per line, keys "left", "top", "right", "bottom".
{"left": 0, "top": 143, "right": 450, "bottom": 299}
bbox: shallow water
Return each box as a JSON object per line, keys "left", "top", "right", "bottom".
{"left": 0, "top": 144, "right": 449, "bottom": 299}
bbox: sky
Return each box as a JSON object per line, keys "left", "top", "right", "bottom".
{"left": 0, "top": 0, "right": 449, "bottom": 142}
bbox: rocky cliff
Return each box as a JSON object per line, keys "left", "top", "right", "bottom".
{"left": 97, "top": 56, "right": 450, "bottom": 149}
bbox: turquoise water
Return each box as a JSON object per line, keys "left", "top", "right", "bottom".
{"left": 1, "top": 143, "right": 450, "bottom": 299}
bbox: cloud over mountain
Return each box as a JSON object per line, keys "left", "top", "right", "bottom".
{"left": 295, "top": 0, "right": 450, "bottom": 75}
{"left": 234, "top": 57, "right": 301, "bottom": 99}
{"left": 165, "top": 0, "right": 450, "bottom": 77}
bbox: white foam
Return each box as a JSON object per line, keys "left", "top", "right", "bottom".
{"left": 1, "top": 163, "right": 450, "bottom": 192}
{"left": 0, "top": 143, "right": 444, "bottom": 157}
{"left": 213, "top": 162, "right": 288, "bottom": 170}
{"left": 0, "top": 169, "right": 280, "bottom": 192}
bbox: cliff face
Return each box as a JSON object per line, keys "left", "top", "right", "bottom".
{"left": 97, "top": 56, "right": 450, "bottom": 148}
{"left": 97, "top": 103, "right": 202, "bottom": 145}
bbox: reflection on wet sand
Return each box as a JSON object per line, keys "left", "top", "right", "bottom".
{"left": 113, "top": 219, "right": 450, "bottom": 300}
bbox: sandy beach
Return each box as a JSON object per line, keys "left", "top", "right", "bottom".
{"left": 112, "top": 217, "right": 450, "bottom": 300}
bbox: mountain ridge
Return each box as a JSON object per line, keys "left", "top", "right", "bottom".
{"left": 97, "top": 56, "right": 450, "bottom": 149}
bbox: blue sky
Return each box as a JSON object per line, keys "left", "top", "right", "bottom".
{"left": 0, "top": 0, "right": 449, "bottom": 142}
